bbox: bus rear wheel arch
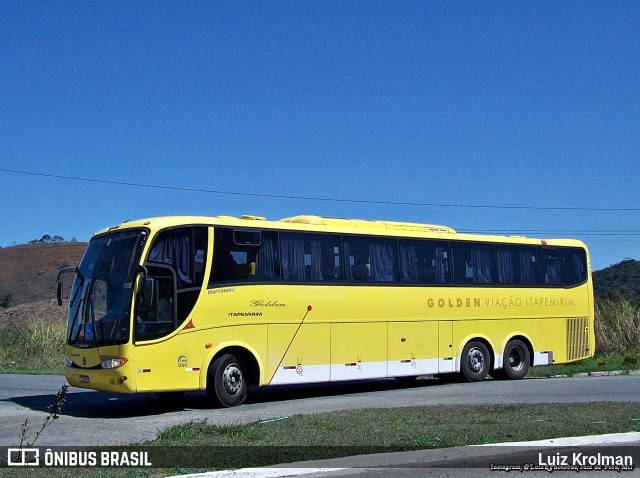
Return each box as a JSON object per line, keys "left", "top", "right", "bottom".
{"left": 460, "top": 340, "right": 491, "bottom": 382}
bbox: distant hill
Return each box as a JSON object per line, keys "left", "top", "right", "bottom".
{"left": 0, "top": 242, "right": 87, "bottom": 307}
{"left": 593, "top": 259, "right": 640, "bottom": 303}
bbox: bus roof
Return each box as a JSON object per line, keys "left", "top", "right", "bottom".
{"left": 278, "top": 215, "right": 456, "bottom": 234}
{"left": 93, "top": 214, "right": 587, "bottom": 249}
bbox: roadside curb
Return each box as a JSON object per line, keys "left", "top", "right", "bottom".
{"left": 543, "top": 369, "right": 640, "bottom": 379}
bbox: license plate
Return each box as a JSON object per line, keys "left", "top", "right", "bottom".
{"left": 79, "top": 375, "right": 90, "bottom": 383}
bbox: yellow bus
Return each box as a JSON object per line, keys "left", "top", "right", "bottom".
{"left": 59, "top": 214, "right": 594, "bottom": 407}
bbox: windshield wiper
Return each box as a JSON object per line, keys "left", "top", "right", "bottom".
{"left": 69, "top": 269, "right": 84, "bottom": 308}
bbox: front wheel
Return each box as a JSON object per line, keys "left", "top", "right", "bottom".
{"left": 207, "top": 354, "right": 248, "bottom": 407}
{"left": 502, "top": 340, "right": 530, "bottom": 380}
{"left": 460, "top": 341, "right": 490, "bottom": 382}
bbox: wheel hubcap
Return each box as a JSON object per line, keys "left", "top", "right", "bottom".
{"left": 222, "top": 364, "right": 243, "bottom": 395}
{"left": 508, "top": 347, "right": 524, "bottom": 371}
{"left": 467, "top": 347, "right": 485, "bottom": 373}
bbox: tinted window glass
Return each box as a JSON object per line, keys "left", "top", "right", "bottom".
{"left": 451, "top": 242, "right": 496, "bottom": 285}
{"left": 343, "top": 236, "right": 398, "bottom": 283}
{"left": 541, "top": 248, "right": 561, "bottom": 285}
{"left": 147, "top": 227, "right": 208, "bottom": 289}
{"left": 560, "top": 248, "right": 587, "bottom": 286}
{"left": 280, "top": 232, "right": 342, "bottom": 282}
{"left": 399, "top": 239, "right": 450, "bottom": 284}
{"left": 496, "top": 245, "right": 538, "bottom": 285}
{"left": 210, "top": 228, "right": 279, "bottom": 284}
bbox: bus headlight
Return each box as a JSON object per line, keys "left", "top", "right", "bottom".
{"left": 101, "top": 358, "right": 128, "bottom": 369}
{"left": 64, "top": 357, "right": 73, "bottom": 367}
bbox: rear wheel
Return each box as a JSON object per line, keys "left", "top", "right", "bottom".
{"left": 502, "top": 340, "right": 530, "bottom": 380}
{"left": 460, "top": 341, "right": 490, "bottom": 382}
{"left": 207, "top": 353, "right": 248, "bottom": 407}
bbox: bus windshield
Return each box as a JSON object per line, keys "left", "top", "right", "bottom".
{"left": 67, "top": 230, "right": 148, "bottom": 347}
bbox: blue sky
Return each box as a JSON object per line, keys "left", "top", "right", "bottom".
{"left": 1, "top": 2, "right": 639, "bottom": 271}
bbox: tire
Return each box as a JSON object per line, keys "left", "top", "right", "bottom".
{"left": 502, "top": 340, "right": 530, "bottom": 380}
{"left": 207, "top": 353, "right": 248, "bottom": 407}
{"left": 460, "top": 341, "right": 491, "bottom": 382}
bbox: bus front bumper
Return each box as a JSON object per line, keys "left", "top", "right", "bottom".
{"left": 65, "top": 366, "right": 137, "bottom": 393}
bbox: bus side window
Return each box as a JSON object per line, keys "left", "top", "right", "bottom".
{"left": 399, "top": 239, "right": 449, "bottom": 284}
{"left": 343, "top": 236, "right": 398, "bottom": 283}
{"left": 210, "top": 228, "right": 279, "bottom": 284}
{"left": 452, "top": 243, "right": 496, "bottom": 285}
{"left": 280, "top": 232, "right": 342, "bottom": 282}
{"left": 211, "top": 229, "right": 253, "bottom": 282}
{"left": 496, "top": 246, "right": 537, "bottom": 285}
{"left": 541, "top": 248, "right": 561, "bottom": 285}
{"left": 561, "top": 248, "right": 587, "bottom": 286}
{"left": 147, "top": 226, "right": 208, "bottom": 289}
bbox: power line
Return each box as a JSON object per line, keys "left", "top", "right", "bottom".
{"left": 586, "top": 239, "right": 640, "bottom": 243}
{"left": 459, "top": 229, "right": 640, "bottom": 236}
{"left": 2, "top": 167, "right": 639, "bottom": 212}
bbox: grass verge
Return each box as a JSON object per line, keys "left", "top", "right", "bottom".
{"left": 0, "top": 313, "right": 66, "bottom": 374}
{"left": 3, "top": 402, "right": 640, "bottom": 477}
{"left": 528, "top": 354, "right": 640, "bottom": 378}
{"left": 153, "top": 402, "right": 640, "bottom": 448}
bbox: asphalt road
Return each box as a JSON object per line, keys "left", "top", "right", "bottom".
{"left": 1, "top": 373, "right": 640, "bottom": 447}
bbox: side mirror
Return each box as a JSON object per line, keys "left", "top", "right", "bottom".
{"left": 56, "top": 266, "right": 77, "bottom": 307}
{"left": 56, "top": 281, "right": 64, "bottom": 307}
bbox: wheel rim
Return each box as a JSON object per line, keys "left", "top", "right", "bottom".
{"left": 466, "top": 347, "right": 485, "bottom": 374}
{"left": 222, "top": 363, "right": 243, "bottom": 395}
{"left": 508, "top": 346, "right": 524, "bottom": 371}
